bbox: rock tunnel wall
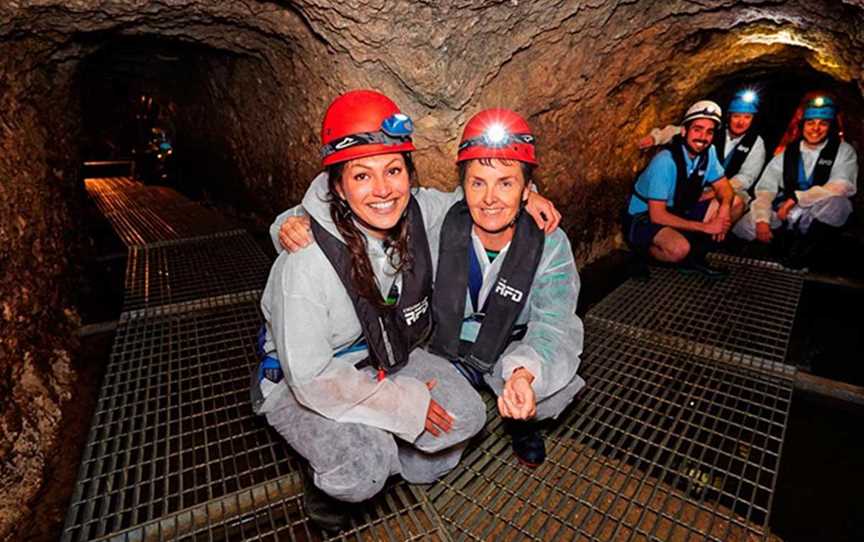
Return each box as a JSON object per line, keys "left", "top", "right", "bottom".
{"left": 1, "top": 0, "right": 863, "bottom": 538}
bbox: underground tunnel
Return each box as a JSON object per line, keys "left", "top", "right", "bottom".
{"left": 1, "top": 1, "right": 863, "bottom": 541}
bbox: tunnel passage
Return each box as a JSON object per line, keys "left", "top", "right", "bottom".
{"left": 3, "top": 1, "right": 864, "bottom": 540}
{"left": 78, "top": 36, "right": 299, "bottom": 215}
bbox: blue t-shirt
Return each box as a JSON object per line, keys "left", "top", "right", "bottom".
{"left": 628, "top": 144, "right": 725, "bottom": 215}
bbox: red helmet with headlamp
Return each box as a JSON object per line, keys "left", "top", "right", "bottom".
{"left": 457, "top": 108, "right": 538, "bottom": 165}
{"left": 320, "top": 90, "right": 416, "bottom": 166}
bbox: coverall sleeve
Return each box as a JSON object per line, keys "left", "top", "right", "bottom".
{"left": 752, "top": 154, "right": 783, "bottom": 224}
{"left": 271, "top": 251, "right": 431, "bottom": 442}
{"left": 730, "top": 136, "right": 767, "bottom": 192}
{"left": 650, "top": 125, "right": 683, "bottom": 146}
{"left": 269, "top": 205, "right": 305, "bottom": 253}
{"left": 413, "top": 186, "right": 464, "bottom": 231}
{"left": 796, "top": 143, "right": 859, "bottom": 206}
{"left": 499, "top": 231, "right": 584, "bottom": 401}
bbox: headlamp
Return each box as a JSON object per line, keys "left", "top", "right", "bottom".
{"left": 458, "top": 124, "right": 535, "bottom": 152}
{"left": 741, "top": 90, "right": 757, "bottom": 103}
{"left": 813, "top": 97, "right": 825, "bottom": 107}
{"left": 320, "top": 113, "right": 414, "bottom": 159}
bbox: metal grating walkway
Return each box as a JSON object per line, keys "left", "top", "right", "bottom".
{"left": 586, "top": 253, "right": 804, "bottom": 367}
{"left": 427, "top": 320, "right": 792, "bottom": 541}
{"left": 70, "top": 176, "right": 797, "bottom": 540}
{"left": 85, "top": 177, "right": 240, "bottom": 246}
{"left": 124, "top": 231, "right": 272, "bottom": 312}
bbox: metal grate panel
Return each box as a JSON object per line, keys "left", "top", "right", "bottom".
{"left": 61, "top": 294, "right": 302, "bottom": 542}
{"left": 586, "top": 253, "right": 804, "bottom": 365}
{"left": 124, "top": 231, "right": 272, "bottom": 311}
{"left": 427, "top": 321, "right": 792, "bottom": 541}
{"left": 84, "top": 177, "right": 239, "bottom": 246}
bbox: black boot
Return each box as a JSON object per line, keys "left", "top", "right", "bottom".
{"left": 506, "top": 420, "right": 546, "bottom": 467}
{"left": 677, "top": 235, "right": 729, "bottom": 279}
{"left": 301, "top": 466, "right": 351, "bottom": 533}
{"left": 782, "top": 221, "right": 836, "bottom": 271}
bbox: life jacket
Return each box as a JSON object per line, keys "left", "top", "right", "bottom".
{"left": 428, "top": 200, "right": 544, "bottom": 374}
{"left": 781, "top": 135, "right": 841, "bottom": 196}
{"left": 310, "top": 196, "right": 433, "bottom": 375}
{"left": 716, "top": 128, "right": 759, "bottom": 179}
{"left": 632, "top": 135, "right": 709, "bottom": 217}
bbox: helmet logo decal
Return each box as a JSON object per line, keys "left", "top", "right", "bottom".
{"left": 335, "top": 137, "right": 357, "bottom": 150}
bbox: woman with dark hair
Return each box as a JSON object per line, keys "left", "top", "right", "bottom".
{"left": 251, "top": 90, "right": 558, "bottom": 531}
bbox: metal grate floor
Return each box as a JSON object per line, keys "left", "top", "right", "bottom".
{"left": 124, "top": 231, "right": 272, "bottom": 312}
{"left": 61, "top": 294, "right": 302, "bottom": 542}
{"left": 586, "top": 253, "right": 804, "bottom": 366}
{"left": 427, "top": 321, "right": 792, "bottom": 541}
{"left": 84, "top": 177, "right": 239, "bottom": 246}
{"left": 71, "top": 176, "right": 797, "bottom": 540}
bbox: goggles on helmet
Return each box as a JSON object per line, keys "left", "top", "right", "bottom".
{"left": 320, "top": 113, "right": 414, "bottom": 159}
{"left": 458, "top": 123, "right": 535, "bottom": 152}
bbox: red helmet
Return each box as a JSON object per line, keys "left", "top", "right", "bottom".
{"left": 457, "top": 108, "right": 538, "bottom": 165}
{"left": 320, "top": 90, "right": 416, "bottom": 166}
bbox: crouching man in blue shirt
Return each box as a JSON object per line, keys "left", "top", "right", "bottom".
{"left": 624, "top": 100, "right": 745, "bottom": 278}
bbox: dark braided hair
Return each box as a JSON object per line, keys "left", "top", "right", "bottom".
{"left": 326, "top": 152, "right": 418, "bottom": 309}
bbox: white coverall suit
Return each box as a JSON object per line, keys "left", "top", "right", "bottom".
{"left": 733, "top": 139, "right": 858, "bottom": 239}
{"left": 256, "top": 174, "right": 485, "bottom": 503}
{"left": 454, "top": 229, "right": 585, "bottom": 420}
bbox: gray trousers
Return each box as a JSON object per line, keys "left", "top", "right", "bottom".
{"left": 265, "top": 349, "right": 486, "bottom": 503}
{"left": 733, "top": 195, "right": 852, "bottom": 240}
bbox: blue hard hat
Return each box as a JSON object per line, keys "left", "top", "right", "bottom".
{"left": 803, "top": 96, "right": 836, "bottom": 121}
{"left": 728, "top": 89, "right": 759, "bottom": 114}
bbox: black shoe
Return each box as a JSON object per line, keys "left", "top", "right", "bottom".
{"left": 677, "top": 259, "right": 729, "bottom": 279}
{"left": 506, "top": 421, "right": 546, "bottom": 467}
{"left": 782, "top": 237, "right": 813, "bottom": 271}
{"left": 302, "top": 467, "right": 351, "bottom": 533}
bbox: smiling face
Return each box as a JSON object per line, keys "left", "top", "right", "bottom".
{"left": 463, "top": 158, "right": 530, "bottom": 246}
{"left": 802, "top": 118, "right": 831, "bottom": 146}
{"left": 335, "top": 153, "right": 411, "bottom": 239}
{"left": 684, "top": 118, "right": 717, "bottom": 156}
{"left": 728, "top": 113, "right": 754, "bottom": 138}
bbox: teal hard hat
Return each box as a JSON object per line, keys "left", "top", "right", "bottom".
{"left": 728, "top": 89, "right": 759, "bottom": 114}
{"left": 803, "top": 96, "right": 836, "bottom": 121}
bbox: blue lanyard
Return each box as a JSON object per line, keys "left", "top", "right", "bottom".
{"left": 797, "top": 157, "right": 814, "bottom": 190}
{"left": 467, "top": 242, "right": 483, "bottom": 313}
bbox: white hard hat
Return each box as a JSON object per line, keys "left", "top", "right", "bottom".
{"left": 682, "top": 100, "right": 722, "bottom": 125}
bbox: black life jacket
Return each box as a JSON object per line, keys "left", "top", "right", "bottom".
{"left": 781, "top": 135, "right": 841, "bottom": 197}
{"left": 632, "top": 135, "right": 709, "bottom": 217}
{"left": 310, "top": 197, "right": 433, "bottom": 375}
{"left": 716, "top": 128, "right": 759, "bottom": 179}
{"left": 428, "top": 200, "right": 544, "bottom": 374}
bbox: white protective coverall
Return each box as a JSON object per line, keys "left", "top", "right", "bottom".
{"left": 456, "top": 230, "right": 585, "bottom": 420}
{"left": 733, "top": 139, "right": 858, "bottom": 239}
{"left": 257, "top": 173, "right": 485, "bottom": 502}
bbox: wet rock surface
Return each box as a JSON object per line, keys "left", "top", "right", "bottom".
{"left": 1, "top": 1, "right": 864, "bottom": 539}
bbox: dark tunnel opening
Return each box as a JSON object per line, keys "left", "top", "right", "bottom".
{"left": 77, "top": 36, "right": 265, "bottom": 212}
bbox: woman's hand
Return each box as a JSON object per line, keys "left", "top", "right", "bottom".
{"left": 424, "top": 379, "right": 454, "bottom": 437}
{"left": 777, "top": 198, "right": 796, "bottom": 222}
{"left": 755, "top": 222, "right": 773, "bottom": 243}
{"left": 279, "top": 215, "right": 313, "bottom": 252}
{"left": 524, "top": 192, "right": 562, "bottom": 234}
{"left": 498, "top": 368, "right": 537, "bottom": 420}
